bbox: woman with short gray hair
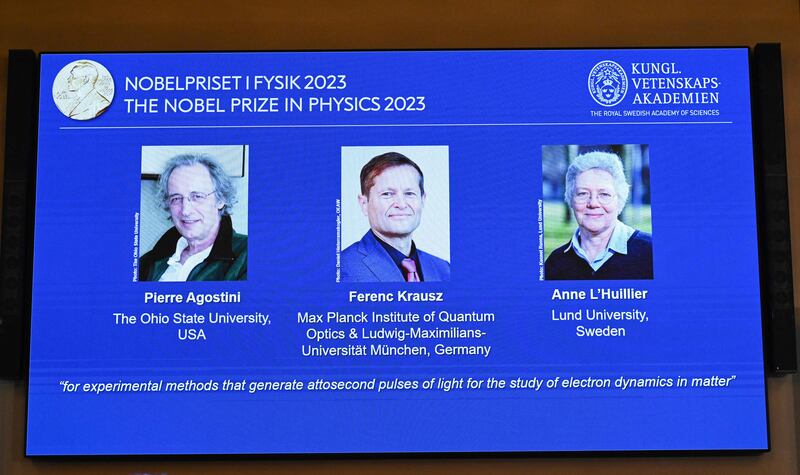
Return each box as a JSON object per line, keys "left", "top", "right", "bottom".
{"left": 545, "top": 151, "right": 652, "bottom": 280}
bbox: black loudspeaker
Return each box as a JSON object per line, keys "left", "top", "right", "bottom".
{"left": 752, "top": 43, "right": 797, "bottom": 374}
{"left": 0, "top": 50, "right": 37, "bottom": 380}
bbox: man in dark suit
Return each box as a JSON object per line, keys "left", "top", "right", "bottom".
{"left": 341, "top": 152, "right": 450, "bottom": 282}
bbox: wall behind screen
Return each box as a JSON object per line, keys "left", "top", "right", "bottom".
{"left": 1, "top": 0, "right": 798, "bottom": 474}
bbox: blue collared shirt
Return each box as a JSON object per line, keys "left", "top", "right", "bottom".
{"left": 566, "top": 220, "right": 636, "bottom": 271}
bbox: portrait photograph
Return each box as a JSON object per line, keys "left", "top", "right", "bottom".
{"left": 542, "top": 144, "right": 653, "bottom": 280}
{"left": 339, "top": 145, "right": 450, "bottom": 283}
{"left": 138, "top": 145, "right": 249, "bottom": 282}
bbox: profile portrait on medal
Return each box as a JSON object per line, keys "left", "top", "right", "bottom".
{"left": 339, "top": 146, "right": 450, "bottom": 283}
{"left": 52, "top": 59, "right": 114, "bottom": 120}
{"left": 542, "top": 144, "right": 652, "bottom": 280}
{"left": 138, "top": 145, "right": 248, "bottom": 282}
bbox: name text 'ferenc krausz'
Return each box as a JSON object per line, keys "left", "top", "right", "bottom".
{"left": 348, "top": 291, "right": 444, "bottom": 302}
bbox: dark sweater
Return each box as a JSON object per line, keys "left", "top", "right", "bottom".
{"left": 544, "top": 230, "right": 653, "bottom": 280}
{"left": 139, "top": 215, "right": 247, "bottom": 281}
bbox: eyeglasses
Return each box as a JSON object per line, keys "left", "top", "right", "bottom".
{"left": 574, "top": 190, "right": 615, "bottom": 205}
{"left": 168, "top": 190, "right": 217, "bottom": 208}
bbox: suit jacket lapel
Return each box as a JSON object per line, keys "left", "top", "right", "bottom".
{"left": 359, "top": 232, "right": 404, "bottom": 282}
{"left": 417, "top": 251, "right": 438, "bottom": 281}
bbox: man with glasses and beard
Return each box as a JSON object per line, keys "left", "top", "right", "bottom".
{"left": 139, "top": 154, "right": 247, "bottom": 281}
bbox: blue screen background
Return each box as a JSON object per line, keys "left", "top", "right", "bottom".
{"left": 27, "top": 49, "right": 767, "bottom": 455}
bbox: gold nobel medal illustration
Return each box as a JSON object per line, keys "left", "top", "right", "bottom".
{"left": 52, "top": 59, "right": 114, "bottom": 120}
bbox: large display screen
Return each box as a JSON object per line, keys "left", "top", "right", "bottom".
{"left": 27, "top": 49, "right": 767, "bottom": 455}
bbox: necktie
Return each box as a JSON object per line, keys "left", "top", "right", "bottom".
{"left": 401, "top": 258, "right": 420, "bottom": 282}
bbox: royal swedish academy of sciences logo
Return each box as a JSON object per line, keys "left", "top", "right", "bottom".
{"left": 588, "top": 60, "right": 627, "bottom": 107}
